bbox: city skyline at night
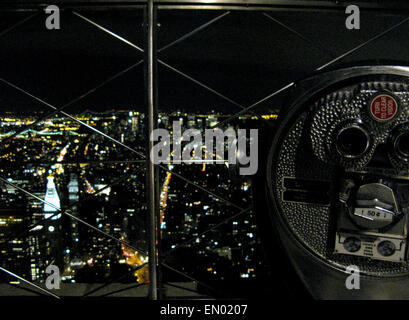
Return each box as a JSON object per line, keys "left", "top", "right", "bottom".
{"left": 0, "top": 109, "right": 277, "bottom": 297}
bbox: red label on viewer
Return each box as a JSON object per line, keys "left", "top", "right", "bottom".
{"left": 370, "top": 94, "right": 398, "bottom": 121}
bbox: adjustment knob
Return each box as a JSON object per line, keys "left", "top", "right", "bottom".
{"left": 351, "top": 183, "right": 398, "bottom": 229}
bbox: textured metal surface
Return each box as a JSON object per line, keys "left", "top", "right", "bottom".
{"left": 310, "top": 80, "right": 409, "bottom": 169}
{"left": 273, "top": 76, "right": 409, "bottom": 277}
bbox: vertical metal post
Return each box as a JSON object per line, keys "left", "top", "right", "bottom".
{"left": 156, "top": 166, "right": 163, "bottom": 299}
{"left": 146, "top": 0, "right": 158, "bottom": 300}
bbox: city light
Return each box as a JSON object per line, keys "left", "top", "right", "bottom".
{"left": 0, "top": 110, "right": 275, "bottom": 288}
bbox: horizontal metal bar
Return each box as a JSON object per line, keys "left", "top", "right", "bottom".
{"left": 157, "top": 5, "right": 338, "bottom": 11}
{"left": 3, "top": 6, "right": 408, "bottom": 16}
{"left": 154, "top": 0, "right": 407, "bottom": 7}
{"left": 3, "top": 0, "right": 409, "bottom": 10}
{"left": 0, "top": 6, "right": 146, "bottom": 12}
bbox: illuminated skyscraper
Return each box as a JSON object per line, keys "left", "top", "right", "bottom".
{"left": 68, "top": 174, "right": 79, "bottom": 252}
{"left": 29, "top": 175, "right": 63, "bottom": 281}
{"left": 43, "top": 176, "right": 61, "bottom": 220}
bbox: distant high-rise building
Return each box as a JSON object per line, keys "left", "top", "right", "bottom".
{"left": 28, "top": 190, "right": 46, "bottom": 281}
{"left": 0, "top": 209, "right": 30, "bottom": 281}
{"left": 43, "top": 176, "right": 61, "bottom": 220}
{"left": 131, "top": 116, "right": 138, "bottom": 131}
{"left": 68, "top": 174, "right": 79, "bottom": 253}
{"left": 29, "top": 175, "right": 63, "bottom": 281}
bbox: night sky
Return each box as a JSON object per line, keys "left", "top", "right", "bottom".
{"left": 1, "top": 6, "right": 409, "bottom": 115}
